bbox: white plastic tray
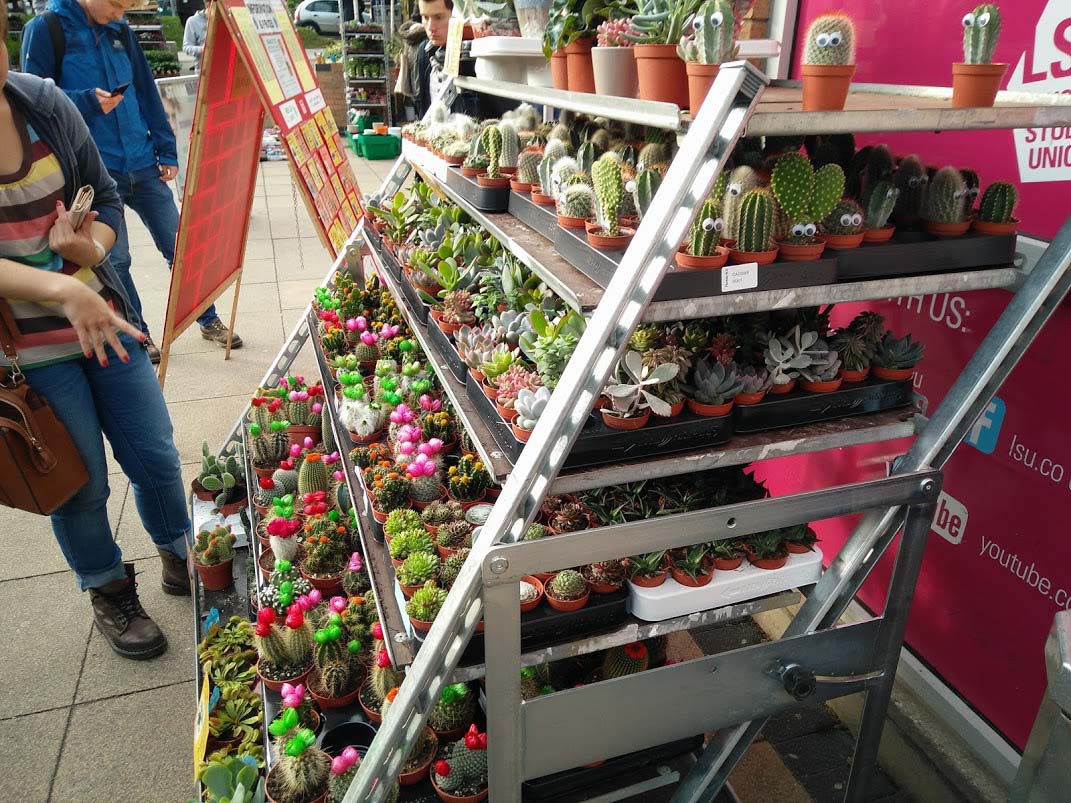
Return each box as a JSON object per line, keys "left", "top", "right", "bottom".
{"left": 191, "top": 495, "right": 249, "bottom": 548}
{"left": 627, "top": 548, "right": 823, "bottom": 622}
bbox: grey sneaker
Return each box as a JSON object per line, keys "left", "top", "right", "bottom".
{"left": 199, "top": 320, "right": 243, "bottom": 349}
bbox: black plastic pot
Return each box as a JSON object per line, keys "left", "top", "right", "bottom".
{"left": 319, "top": 720, "right": 378, "bottom": 758}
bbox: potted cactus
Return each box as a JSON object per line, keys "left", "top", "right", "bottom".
{"left": 532, "top": 144, "right": 568, "bottom": 205}
{"left": 255, "top": 603, "right": 314, "bottom": 692}
{"left": 557, "top": 181, "right": 596, "bottom": 229}
{"left": 770, "top": 152, "right": 845, "bottom": 260}
{"left": 678, "top": 0, "right": 735, "bottom": 115}
{"left": 431, "top": 725, "right": 489, "bottom": 802}
{"left": 588, "top": 155, "right": 636, "bottom": 248}
{"left": 953, "top": 4, "right": 1005, "bottom": 108}
{"left": 447, "top": 455, "right": 491, "bottom": 507}
{"left": 519, "top": 575, "right": 545, "bottom": 612}
{"left": 798, "top": 338, "right": 843, "bottom": 393}
{"left": 436, "top": 520, "right": 473, "bottom": 558}
{"left": 922, "top": 166, "right": 971, "bottom": 237}
{"left": 545, "top": 569, "right": 591, "bottom": 611}
{"left": 359, "top": 638, "right": 404, "bottom": 724}
{"left": 194, "top": 525, "right": 237, "bottom": 591}
{"left": 338, "top": 394, "right": 384, "bottom": 444}
{"left": 729, "top": 188, "right": 780, "bottom": 264}
{"left": 193, "top": 441, "right": 248, "bottom": 515}
{"left": 248, "top": 420, "right": 291, "bottom": 478}
{"left": 670, "top": 543, "right": 713, "bottom": 587}
{"left": 686, "top": 356, "right": 742, "bottom": 416}
{"left": 497, "top": 122, "right": 522, "bottom": 176}
{"left": 800, "top": 12, "right": 856, "bottom": 111}
{"left": 406, "top": 582, "right": 449, "bottom": 631}
{"left": 628, "top": 550, "right": 668, "bottom": 587}
{"left": 264, "top": 725, "right": 331, "bottom": 803}
{"left": 676, "top": 198, "right": 729, "bottom": 269}
{"left": 862, "top": 180, "right": 900, "bottom": 242}
{"left": 973, "top": 180, "right": 1019, "bottom": 235}
{"left": 592, "top": 18, "right": 639, "bottom": 98}
{"left": 818, "top": 198, "right": 866, "bottom": 249}
{"left": 601, "top": 350, "right": 678, "bottom": 429}
{"left": 745, "top": 530, "right": 788, "bottom": 570}
{"left": 625, "top": 0, "right": 699, "bottom": 108}
{"left": 892, "top": 155, "right": 928, "bottom": 229}
{"left": 510, "top": 148, "right": 542, "bottom": 193}
{"left": 493, "top": 364, "right": 542, "bottom": 423}
{"left": 301, "top": 534, "right": 348, "bottom": 593}
{"left": 513, "top": 386, "right": 551, "bottom": 442}
{"left": 397, "top": 552, "right": 441, "bottom": 598}
{"left": 475, "top": 125, "right": 510, "bottom": 189}
{"left": 872, "top": 332, "right": 925, "bottom": 381}
{"left": 307, "top": 616, "right": 363, "bottom": 709}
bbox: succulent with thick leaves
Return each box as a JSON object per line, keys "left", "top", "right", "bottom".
{"left": 437, "top": 520, "right": 473, "bottom": 549}
{"left": 722, "top": 166, "right": 760, "bottom": 241}
{"left": 201, "top": 754, "right": 266, "bottom": 803}
{"left": 829, "top": 328, "right": 872, "bottom": 371}
{"left": 678, "top": 0, "right": 735, "bottom": 64}
{"left": 737, "top": 364, "right": 772, "bottom": 394}
{"left": 803, "top": 12, "right": 855, "bottom": 66}
{"left": 603, "top": 350, "right": 679, "bottom": 418}
{"left": 559, "top": 183, "right": 596, "bottom": 220}
{"left": 199, "top": 442, "right": 244, "bottom": 507}
{"left": 422, "top": 500, "right": 464, "bottom": 527}
{"left": 384, "top": 508, "right": 423, "bottom": 540}
{"left": 398, "top": 548, "right": 440, "bottom": 588}
{"left": 440, "top": 289, "right": 476, "bottom": 326}
{"left": 549, "top": 569, "right": 588, "bottom": 600}
{"left": 962, "top": 4, "right": 1001, "bottom": 64}
{"left": 821, "top": 198, "right": 865, "bottom": 235}
{"left": 689, "top": 357, "right": 743, "bottom": 405}
{"left": 893, "top": 155, "right": 928, "bottom": 227}
{"left": 491, "top": 309, "right": 530, "bottom": 348}
{"left": 978, "top": 181, "right": 1018, "bottom": 223}
{"left": 764, "top": 328, "right": 816, "bottom": 386}
{"left": 592, "top": 155, "right": 625, "bottom": 235}
{"left": 440, "top": 548, "right": 469, "bottom": 588}
{"left": 406, "top": 581, "right": 448, "bottom": 624}
{"left": 873, "top": 332, "right": 925, "bottom": 369}
{"left": 686, "top": 200, "right": 725, "bottom": 256}
{"left": 624, "top": 0, "right": 703, "bottom": 45}
{"left": 519, "top": 309, "right": 586, "bottom": 388}
{"left": 493, "top": 364, "right": 542, "bottom": 409}
{"left": 923, "top": 166, "right": 969, "bottom": 224}
{"left": 515, "top": 386, "right": 551, "bottom": 430}
{"left": 847, "top": 311, "right": 886, "bottom": 346}
{"left": 798, "top": 339, "right": 841, "bottom": 382}
{"left": 388, "top": 528, "right": 436, "bottom": 562}
{"left": 736, "top": 188, "right": 776, "bottom": 252}
{"left": 865, "top": 181, "right": 899, "bottom": 230}
{"left": 454, "top": 323, "right": 497, "bottom": 371}
{"left": 480, "top": 124, "right": 502, "bottom": 179}
{"left": 517, "top": 149, "right": 541, "bottom": 185}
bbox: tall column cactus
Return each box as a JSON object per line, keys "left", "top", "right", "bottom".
{"left": 517, "top": 150, "right": 541, "bottom": 185}
{"left": 736, "top": 188, "right": 775, "bottom": 253}
{"left": 481, "top": 124, "right": 503, "bottom": 179}
{"left": 688, "top": 199, "right": 723, "bottom": 256}
{"left": 678, "top": 0, "right": 736, "bottom": 64}
{"left": 978, "top": 181, "right": 1018, "bottom": 223}
{"left": 803, "top": 12, "right": 856, "bottom": 66}
{"left": 591, "top": 156, "right": 624, "bottom": 236}
{"left": 865, "top": 181, "right": 899, "bottom": 230}
{"left": 922, "top": 166, "right": 968, "bottom": 223}
{"left": 498, "top": 121, "right": 520, "bottom": 169}
{"left": 893, "top": 154, "right": 928, "bottom": 227}
{"left": 962, "top": 4, "right": 1001, "bottom": 64}
{"left": 722, "top": 165, "right": 760, "bottom": 242}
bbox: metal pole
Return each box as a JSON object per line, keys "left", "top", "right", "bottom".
{"left": 482, "top": 579, "right": 523, "bottom": 800}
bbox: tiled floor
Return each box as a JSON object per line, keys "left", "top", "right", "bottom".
{"left": 1, "top": 154, "right": 393, "bottom": 803}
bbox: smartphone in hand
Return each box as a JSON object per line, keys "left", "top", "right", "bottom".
{"left": 109, "top": 82, "right": 131, "bottom": 97}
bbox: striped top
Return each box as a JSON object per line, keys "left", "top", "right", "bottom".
{"left": 0, "top": 108, "right": 117, "bottom": 369}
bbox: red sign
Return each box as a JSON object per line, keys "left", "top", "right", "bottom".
{"left": 774, "top": 0, "right": 1071, "bottom": 748}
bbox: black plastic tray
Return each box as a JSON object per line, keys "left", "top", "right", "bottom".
{"left": 425, "top": 315, "right": 468, "bottom": 383}
{"left": 464, "top": 374, "right": 732, "bottom": 469}
{"left": 833, "top": 231, "right": 1016, "bottom": 281}
{"left": 732, "top": 377, "right": 915, "bottom": 433}
{"left": 446, "top": 166, "right": 511, "bottom": 212}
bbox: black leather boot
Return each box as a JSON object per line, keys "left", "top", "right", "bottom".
{"left": 158, "top": 549, "right": 191, "bottom": 596}
{"left": 89, "top": 564, "right": 168, "bottom": 660}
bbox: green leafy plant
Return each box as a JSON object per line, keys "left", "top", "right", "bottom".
{"left": 603, "top": 350, "right": 679, "bottom": 418}
{"left": 624, "top": 0, "right": 703, "bottom": 45}
{"left": 689, "top": 357, "right": 743, "bottom": 405}
{"left": 745, "top": 530, "right": 787, "bottom": 560}
{"left": 628, "top": 551, "right": 666, "bottom": 579}
{"left": 198, "top": 754, "right": 265, "bottom": 803}
{"left": 384, "top": 509, "right": 424, "bottom": 540}
{"left": 519, "top": 309, "right": 586, "bottom": 388}
{"left": 548, "top": 569, "right": 588, "bottom": 600}
{"left": 397, "top": 551, "right": 441, "bottom": 587}
{"left": 388, "top": 529, "right": 437, "bottom": 562}
{"left": 672, "top": 544, "right": 711, "bottom": 579}
{"left": 872, "top": 332, "right": 925, "bottom": 369}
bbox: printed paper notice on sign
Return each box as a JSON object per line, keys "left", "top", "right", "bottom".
{"left": 263, "top": 34, "right": 301, "bottom": 98}
{"left": 279, "top": 99, "right": 302, "bottom": 130}
{"left": 721, "top": 262, "right": 758, "bottom": 293}
{"left": 230, "top": 8, "right": 283, "bottom": 104}
{"left": 305, "top": 88, "right": 326, "bottom": 113}
{"left": 244, "top": 0, "right": 280, "bottom": 32}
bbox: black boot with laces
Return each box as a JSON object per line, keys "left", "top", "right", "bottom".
{"left": 89, "top": 563, "right": 168, "bottom": 660}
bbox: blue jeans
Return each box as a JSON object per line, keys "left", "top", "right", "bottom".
{"left": 108, "top": 166, "right": 219, "bottom": 334}
{"left": 24, "top": 334, "right": 190, "bottom": 590}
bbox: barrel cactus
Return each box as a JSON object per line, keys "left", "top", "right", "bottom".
{"left": 678, "top": 0, "right": 735, "bottom": 64}
{"left": 433, "top": 727, "right": 488, "bottom": 795}
{"left": 517, "top": 149, "right": 541, "bottom": 185}
{"left": 687, "top": 200, "right": 724, "bottom": 256}
{"left": 559, "top": 183, "right": 596, "bottom": 220}
{"left": 498, "top": 121, "right": 520, "bottom": 169}
{"left": 865, "top": 181, "right": 899, "bottom": 230}
{"left": 893, "top": 154, "right": 928, "bottom": 227}
{"left": 736, "top": 188, "right": 776, "bottom": 253}
{"left": 637, "top": 142, "right": 667, "bottom": 171}
{"left": 592, "top": 156, "right": 625, "bottom": 236}
{"left": 821, "top": 199, "right": 865, "bottom": 235}
{"left": 601, "top": 642, "right": 650, "bottom": 679}
{"left": 977, "top": 181, "right": 1018, "bottom": 223}
{"left": 297, "top": 453, "right": 329, "bottom": 496}
{"left": 962, "top": 4, "right": 1001, "bottom": 64}
{"left": 480, "top": 124, "right": 503, "bottom": 179}
{"left": 959, "top": 168, "right": 981, "bottom": 209}
{"left": 922, "top": 166, "right": 968, "bottom": 224}
{"left": 803, "top": 12, "right": 856, "bottom": 66}
{"left": 770, "top": 152, "right": 844, "bottom": 240}
{"left": 722, "top": 165, "right": 761, "bottom": 242}
{"left": 549, "top": 569, "right": 587, "bottom": 601}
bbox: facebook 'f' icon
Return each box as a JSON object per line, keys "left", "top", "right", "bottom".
{"left": 964, "top": 396, "right": 1005, "bottom": 454}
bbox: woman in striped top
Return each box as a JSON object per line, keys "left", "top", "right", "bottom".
{"left": 0, "top": 14, "right": 189, "bottom": 662}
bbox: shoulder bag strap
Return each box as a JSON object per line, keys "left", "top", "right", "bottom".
{"left": 0, "top": 300, "right": 25, "bottom": 386}
{"left": 43, "top": 11, "right": 66, "bottom": 84}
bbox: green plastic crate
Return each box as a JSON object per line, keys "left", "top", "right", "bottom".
{"left": 357, "top": 134, "right": 401, "bottom": 160}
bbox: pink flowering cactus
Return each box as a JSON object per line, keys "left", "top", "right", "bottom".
{"left": 390, "top": 405, "right": 416, "bottom": 425}
{"left": 347, "top": 552, "right": 363, "bottom": 572}
{"left": 380, "top": 323, "right": 400, "bottom": 339}
{"left": 418, "top": 394, "right": 441, "bottom": 413}
{"left": 406, "top": 453, "right": 437, "bottom": 478}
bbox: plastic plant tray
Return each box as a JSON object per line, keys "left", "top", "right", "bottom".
{"left": 732, "top": 378, "right": 914, "bottom": 433}
{"left": 833, "top": 230, "right": 1016, "bottom": 281}
{"left": 445, "top": 165, "right": 511, "bottom": 212}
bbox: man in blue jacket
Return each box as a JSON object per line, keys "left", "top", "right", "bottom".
{"left": 22, "top": 0, "right": 243, "bottom": 361}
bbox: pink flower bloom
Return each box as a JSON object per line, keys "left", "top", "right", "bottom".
{"left": 348, "top": 553, "right": 363, "bottom": 572}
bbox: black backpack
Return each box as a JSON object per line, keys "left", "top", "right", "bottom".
{"left": 42, "top": 11, "right": 133, "bottom": 83}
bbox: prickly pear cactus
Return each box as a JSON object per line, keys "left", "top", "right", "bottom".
{"left": 736, "top": 188, "right": 775, "bottom": 252}
{"left": 922, "top": 166, "right": 969, "bottom": 223}
{"left": 498, "top": 121, "right": 520, "bottom": 169}
{"left": 631, "top": 168, "right": 662, "bottom": 220}
{"left": 722, "top": 165, "right": 761, "bottom": 242}
{"left": 865, "top": 181, "right": 899, "bottom": 230}
{"left": 893, "top": 154, "right": 928, "bottom": 227}
{"left": 517, "top": 150, "right": 541, "bottom": 185}
{"left": 480, "top": 125, "right": 503, "bottom": 179}
{"left": 962, "top": 4, "right": 1001, "bottom": 64}
{"left": 679, "top": 0, "right": 735, "bottom": 64}
{"left": 591, "top": 156, "right": 625, "bottom": 236}
{"left": 821, "top": 199, "right": 866, "bottom": 235}
{"left": 559, "top": 183, "right": 596, "bottom": 220}
{"left": 688, "top": 200, "right": 724, "bottom": 256}
{"left": 977, "top": 181, "right": 1018, "bottom": 223}
{"left": 803, "top": 13, "right": 856, "bottom": 66}
{"left": 769, "top": 152, "right": 845, "bottom": 231}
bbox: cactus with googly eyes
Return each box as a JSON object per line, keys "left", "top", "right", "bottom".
{"left": 770, "top": 153, "right": 845, "bottom": 242}
{"left": 722, "top": 166, "right": 760, "bottom": 242}
{"left": 678, "top": 0, "right": 736, "bottom": 65}
{"left": 959, "top": 168, "right": 981, "bottom": 211}
{"left": 821, "top": 199, "right": 866, "bottom": 235}
{"left": 632, "top": 168, "right": 661, "bottom": 221}
{"left": 922, "top": 166, "right": 968, "bottom": 224}
{"left": 893, "top": 155, "right": 928, "bottom": 228}
{"left": 687, "top": 200, "right": 724, "bottom": 256}
{"left": 962, "top": 4, "right": 1001, "bottom": 64}
{"left": 865, "top": 181, "right": 899, "bottom": 230}
{"left": 803, "top": 13, "right": 855, "bottom": 66}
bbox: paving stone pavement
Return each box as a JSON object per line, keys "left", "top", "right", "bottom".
{"left": 1, "top": 154, "right": 392, "bottom": 803}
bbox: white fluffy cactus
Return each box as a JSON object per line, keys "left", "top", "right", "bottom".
{"left": 338, "top": 397, "right": 384, "bottom": 439}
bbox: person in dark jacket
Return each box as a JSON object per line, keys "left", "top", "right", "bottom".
{"left": 21, "top": 0, "right": 243, "bottom": 362}
{"left": 0, "top": 18, "right": 190, "bottom": 661}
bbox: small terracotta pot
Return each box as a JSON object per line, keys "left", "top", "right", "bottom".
{"left": 586, "top": 226, "right": 635, "bottom": 250}
{"left": 633, "top": 44, "right": 688, "bottom": 107}
{"left": 191, "top": 480, "right": 215, "bottom": 502}
{"left": 670, "top": 566, "right": 713, "bottom": 587}
{"left": 258, "top": 550, "right": 276, "bottom": 578}
{"left": 398, "top": 727, "right": 437, "bottom": 785}
{"left": 676, "top": 245, "right": 729, "bottom": 270}
{"left": 265, "top": 765, "right": 327, "bottom": 803}
{"left": 769, "top": 380, "right": 796, "bottom": 395}
{"left": 398, "top": 580, "right": 426, "bottom": 599}
{"left": 476, "top": 174, "right": 511, "bottom": 189}
{"left": 501, "top": 166, "right": 518, "bottom": 176}
{"left": 257, "top": 661, "right": 311, "bottom": 693}
{"left": 952, "top": 62, "right": 1007, "bottom": 108}
{"left": 359, "top": 680, "right": 383, "bottom": 723}
{"left": 349, "top": 429, "right": 383, "bottom": 445}
{"left": 748, "top": 554, "right": 788, "bottom": 570}
{"left": 923, "top": 220, "right": 971, "bottom": 238}
{"left": 545, "top": 584, "right": 590, "bottom": 612}
{"left": 786, "top": 542, "right": 814, "bottom": 555}
{"left": 447, "top": 489, "right": 486, "bottom": 510}
{"left": 287, "top": 424, "right": 320, "bottom": 448}
{"left": 600, "top": 409, "right": 650, "bottom": 430}
{"left": 308, "top": 674, "right": 362, "bottom": 710}
{"left": 411, "top": 487, "right": 447, "bottom": 511}
{"left": 410, "top": 613, "right": 435, "bottom": 633}
{"left": 217, "top": 497, "right": 246, "bottom": 518}
{"left": 443, "top": 154, "right": 465, "bottom": 166}
{"left": 557, "top": 212, "right": 588, "bottom": 229}
{"left": 510, "top": 179, "right": 533, "bottom": 193}
{"left": 713, "top": 555, "right": 744, "bottom": 571}
{"left": 550, "top": 49, "right": 568, "bottom": 90}
{"left": 436, "top": 317, "right": 464, "bottom": 337}
{"left": 565, "top": 38, "right": 595, "bottom": 94}
{"left": 800, "top": 63, "right": 855, "bottom": 111}
{"left": 629, "top": 571, "right": 667, "bottom": 589}
{"left": 651, "top": 399, "right": 685, "bottom": 419}
{"left": 818, "top": 232, "right": 865, "bottom": 249}
{"left": 300, "top": 568, "right": 344, "bottom": 595}
{"left": 253, "top": 464, "right": 276, "bottom": 480}
{"left": 195, "top": 560, "right": 233, "bottom": 591}
{"left": 686, "top": 398, "right": 733, "bottom": 417}
{"left": 729, "top": 247, "right": 779, "bottom": 265}
{"left": 431, "top": 771, "right": 489, "bottom": 803}
{"left": 735, "top": 390, "right": 767, "bottom": 406}
{"left": 460, "top": 165, "right": 480, "bottom": 178}
{"left": 495, "top": 401, "right": 518, "bottom": 422}
{"left": 873, "top": 366, "right": 915, "bottom": 381}
{"left": 840, "top": 367, "right": 870, "bottom": 383}
{"left": 370, "top": 503, "right": 389, "bottom": 524}
{"left": 972, "top": 218, "right": 1019, "bottom": 236}
{"left": 481, "top": 380, "right": 500, "bottom": 401}
{"left": 531, "top": 189, "right": 556, "bottom": 206}
{"left": 520, "top": 575, "right": 545, "bottom": 613}
{"left": 776, "top": 239, "right": 826, "bottom": 261}
{"left": 512, "top": 423, "right": 532, "bottom": 442}
{"left": 801, "top": 377, "right": 843, "bottom": 393}
{"left": 436, "top": 542, "right": 460, "bottom": 561}
{"left": 686, "top": 61, "right": 720, "bottom": 114}
{"left": 863, "top": 226, "right": 896, "bottom": 243}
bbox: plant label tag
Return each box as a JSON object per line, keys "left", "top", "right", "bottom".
{"left": 721, "top": 262, "right": 758, "bottom": 292}
{"left": 444, "top": 18, "right": 464, "bottom": 77}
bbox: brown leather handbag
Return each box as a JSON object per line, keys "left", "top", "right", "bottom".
{"left": 0, "top": 303, "right": 89, "bottom": 514}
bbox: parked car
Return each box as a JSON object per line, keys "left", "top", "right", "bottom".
{"left": 294, "top": 0, "right": 340, "bottom": 34}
